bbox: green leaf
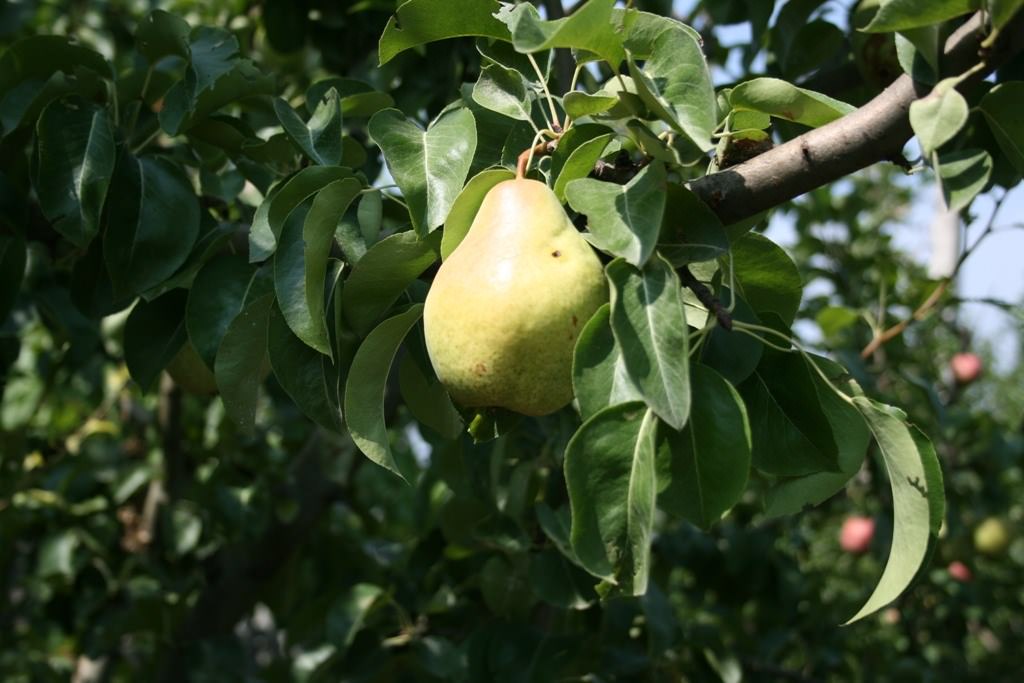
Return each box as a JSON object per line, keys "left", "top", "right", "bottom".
{"left": 168, "top": 503, "right": 202, "bottom": 557}
{"left": 480, "top": 556, "right": 534, "bottom": 618}
{"left": 572, "top": 303, "right": 643, "bottom": 421}
{"left": 621, "top": 10, "right": 702, "bottom": 58}
{"left": 846, "top": 397, "right": 945, "bottom": 624}
{"left": 565, "top": 403, "right": 657, "bottom": 594}
{"left": 658, "top": 364, "right": 751, "bottom": 528}
{"left": 215, "top": 293, "right": 274, "bottom": 433}
{"left": 0, "top": 35, "right": 110, "bottom": 135}
{"left": 123, "top": 290, "right": 188, "bottom": 393}
{"left": 552, "top": 133, "right": 614, "bottom": 202}
{"left": 864, "top": 0, "right": 980, "bottom": 32}
{"left": 763, "top": 471, "right": 859, "bottom": 517}
{"left": 698, "top": 290, "right": 763, "bottom": 385}
{"left": 607, "top": 257, "right": 690, "bottom": 430}
{"left": 910, "top": 79, "right": 968, "bottom": 157}
{"left": 306, "top": 79, "right": 395, "bottom": 118}
{"left": 626, "top": 120, "right": 706, "bottom": 168}
{"left": 895, "top": 25, "right": 940, "bottom": 78}
{"left": 990, "top": 0, "right": 1024, "bottom": 29}
{"left": 528, "top": 549, "right": 595, "bottom": 610}
{"left": 104, "top": 155, "right": 200, "bottom": 298}
{"left": 627, "top": 26, "right": 716, "bottom": 150}
{"left": 344, "top": 305, "right": 424, "bottom": 480}
{"left": 501, "top": 0, "right": 627, "bottom": 68}
{"left": 938, "top": 148, "right": 992, "bottom": 212}
{"left": 249, "top": 166, "right": 354, "bottom": 262}
{"left": 186, "top": 254, "right": 262, "bottom": 370}
{"left": 472, "top": 64, "right": 532, "bottom": 122}
{"left": 441, "top": 168, "right": 515, "bottom": 259}
{"left": 566, "top": 162, "right": 667, "bottom": 267}
{"left": 781, "top": 20, "right": 845, "bottom": 80}
{"left": 267, "top": 303, "right": 342, "bottom": 432}
{"left": 743, "top": 351, "right": 851, "bottom": 476}
{"left": 368, "top": 108, "right": 477, "bottom": 235}
{"left": 274, "top": 88, "right": 343, "bottom": 166}
{"left": 158, "top": 29, "right": 275, "bottom": 135}
{"left": 341, "top": 230, "right": 440, "bottom": 337}
{"left": 399, "top": 326, "right": 463, "bottom": 439}
{"left": 326, "top": 583, "right": 385, "bottom": 650}
{"left": 563, "top": 91, "right": 619, "bottom": 119}
{"left": 135, "top": 9, "right": 190, "bottom": 63}
{"left": 731, "top": 233, "right": 803, "bottom": 326}
{"left": 37, "top": 530, "right": 79, "bottom": 580}
{"left": 980, "top": 82, "right": 1024, "bottom": 174}
{"left": 0, "top": 234, "right": 26, "bottom": 323}
{"left": 656, "top": 184, "right": 729, "bottom": 266}
{"left": 762, "top": 360, "right": 871, "bottom": 517}
{"left": 275, "top": 178, "right": 361, "bottom": 355}
{"left": 729, "top": 78, "right": 855, "bottom": 128}
{"left": 378, "top": 0, "right": 509, "bottom": 66}
{"left": 32, "top": 98, "right": 115, "bottom": 248}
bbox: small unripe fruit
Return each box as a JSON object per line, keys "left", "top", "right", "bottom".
{"left": 840, "top": 515, "right": 875, "bottom": 554}
{"left": 948, "top": 560, "right": 972, "bottom": 583}
{"left": 950, "top": 352, "right": 982, "bottom": 384}
{"left": 974, "top": 517, "right": 1011, "bottom": 556}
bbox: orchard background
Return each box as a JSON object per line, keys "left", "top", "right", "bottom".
{"left": 1, "top": 0, "right": 1023, "bottom": 681}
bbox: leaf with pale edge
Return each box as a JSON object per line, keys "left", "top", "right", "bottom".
{"left": 368, "top": 108, "right": 477, "bottom": 235}
{"left": 566, "top": 162, "right": 666, "bottom": 267}
{"left": 846, "top": 396, "right": 945, "bottom": 624}
{"left": 565, "top": 403, "right": 657, "bottom": 595}
{"left": 378, "top": 0, "right": 509, "bottom": 66}
{"left": 607, "top": 257, "right": 690, "bottom": 429}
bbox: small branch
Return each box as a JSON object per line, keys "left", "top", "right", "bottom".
{"left": 860, "top": 191, "right": 1008, "bottom": 358}
{"left": 680, "top": 266, "right": 733, "bottom": 331}
{"left": 158, "top": 373, "right": 185, "bottom": 499}
{"left": 860, "top": 279, "right": 950, "bottom": 358}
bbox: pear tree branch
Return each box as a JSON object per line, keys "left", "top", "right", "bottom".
{"left": 687, "top": 12, "right": 1024, "bottom": 226}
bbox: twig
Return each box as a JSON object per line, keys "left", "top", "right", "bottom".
{"left": 860, "top": 191, "right": 1008, "bottom": 358}
{"left": 680, "top": 265, "right": 733, "bottom": 331}
{"left": 516, "top": 137, "right": 557, "bottom": 179}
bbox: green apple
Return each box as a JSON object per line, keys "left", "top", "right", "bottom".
{"left": 974, "top": 517, "right": 1011, "bottom": 556}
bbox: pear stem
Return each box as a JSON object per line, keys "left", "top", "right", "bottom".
{"left": 516, "top": 136, "right": 556, "bottom": 179}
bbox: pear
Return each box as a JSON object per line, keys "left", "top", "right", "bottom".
{"left": 424, "top": 178, "right": 607, "bottom": 416}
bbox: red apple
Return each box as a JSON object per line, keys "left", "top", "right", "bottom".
{"left": 948, "top": 560, "right": 973, "bottom": 583}
{"left": 950, "top": 353, "right": 982, "bottom": 384}
{"left": 840, "top": 516, "right": 875, "bottom": 554}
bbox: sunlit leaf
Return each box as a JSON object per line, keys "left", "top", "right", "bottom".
{"left": 368, "top": 108, "right": 477, "bottom": 235}
{"left": 378, "top": 0, "right": 509, "bottom": 66}
{"left": 846, "top": 397, "right": 944, "bottom": 623}
{"left": 607, "top": 257, "right": 690, "bottom": 430}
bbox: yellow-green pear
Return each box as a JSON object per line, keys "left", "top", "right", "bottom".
{"left": 424, "top": 178, "right": 607, "bottom": 416}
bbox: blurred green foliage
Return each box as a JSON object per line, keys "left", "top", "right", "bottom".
{"left": 1, "top": 1, "right": 1022, "bottom": 681}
